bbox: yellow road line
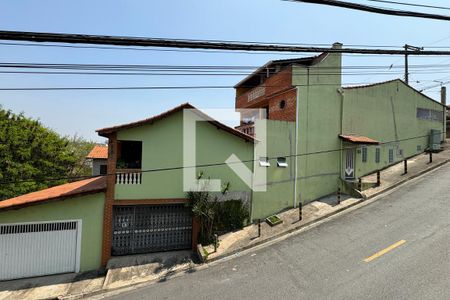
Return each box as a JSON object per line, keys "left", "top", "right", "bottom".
{"left": 364, "top": 240, "right": 406, "bottom": 263}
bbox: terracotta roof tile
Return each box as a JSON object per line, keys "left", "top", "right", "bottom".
{"left": 86, "top": 145, "right": 108, "bottom": 159}
{"left": 0, "top": 177, "right": 106, "bottom": 210}
{"left": 339, "top": 134, "right": 380, "bottom": 144}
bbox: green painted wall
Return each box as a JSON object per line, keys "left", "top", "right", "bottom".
{"left": 115, "top": 110, "right": 253, "bottom": 199}
{"left": 292, "top": 50, "right": 343, "bottom": 204}
{"left": 342, "top": 80, "right": 446, "bottom": 178}
{"left": 251, "top": 120, "right": 296, "bottom": 220}
{"left": 0, "top": 193, "right": 105, "bottom": 272}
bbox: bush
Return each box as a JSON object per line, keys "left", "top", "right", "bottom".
{"left": 187, "top": 187, "right": 249, "bottom": 244}
{"left": 214, "top": 200, "right": 249, "bottom": 233}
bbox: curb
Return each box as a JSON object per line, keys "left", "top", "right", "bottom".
{"left": 59, "top": 158, "right": 450, "bottom": 299}
{"left": 362, "top": 158, "right": 450, "bottom": 200}
{"left": 205, "top": 200, "right": 364, "bottom": 264}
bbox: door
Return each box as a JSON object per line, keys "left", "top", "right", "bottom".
{"left": 344, "top": 148, "right": 355, "bottom": 180}
{"left": 112, "top": 204, "right": 192, "bottom": 256}
{"left": 0, "top": 220, "right": 81, "bottom": 281}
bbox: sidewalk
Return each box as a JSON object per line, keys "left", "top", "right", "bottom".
{"left": 362, "top": 143, "right": 450, "bottom": 199}
{"left": 1, "top": 145, "right": 449, "bottom": 300}
{"left": 201, "top": 194, "right": 360, "bottom": 262}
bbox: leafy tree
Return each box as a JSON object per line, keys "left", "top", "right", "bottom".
{"left": 0, "top": 107, "right": 82, "bottom": 200}
{"left": 66, "top": 134, "right": 98, "bottom": 178}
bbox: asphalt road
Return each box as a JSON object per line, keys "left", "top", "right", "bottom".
{"left": 105, "top": 164, "right": 450, "bottom": 300}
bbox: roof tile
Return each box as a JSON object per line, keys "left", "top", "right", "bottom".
{"left": 0, "top": 177, "right": 106, "bottom": 210}
{"left": 86, "top": 145, "right": 108, "bottom": 159}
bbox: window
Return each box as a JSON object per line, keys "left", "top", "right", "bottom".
{"left": 276, "top": 157, "right": 288, "bottom": 168}
{"left": 279, "top": 100, "right": 286, "bottom": 110}
{"left": 361, "top": 147, "right": 367, "bottom": 163}
{"left": 388, "top": 149, "right": 394, "bottom": 163}
{"left": 116, "top": 140, "right": 142, "bottom": 169}
{"left": 100, "top": 165, "right": 107, "bottom": 175}
{"left": 417, "top": 145, "right": 422, "bottom": 152}
{"left": 417, "top": 108, "right": 443, "bottom": 122}
{"left": 375, "top": 148, "right": 380, "bottom": 163}
{"left": 398, "top": 149, "right": 403, "bottom": 157}
{"left": 259, "top": 157, "right": 270, "bottom": 167}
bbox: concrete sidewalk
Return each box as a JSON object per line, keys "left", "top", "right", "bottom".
{"left": 1, "top": 145, "right": 449, "bottom": 300}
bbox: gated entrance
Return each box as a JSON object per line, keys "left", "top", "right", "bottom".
{"left": 112, "top": 204, "right": 192, "bottom": 256}
{"left": 344, "top": 148, "right": 355, "bottom": 180}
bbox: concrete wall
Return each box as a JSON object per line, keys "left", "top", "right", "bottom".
{"left": 0, "top": 192, "right": 105, "bottom": 272}
{"left": 343, "top": 80, "right": 446, "bottom": 178}
{"left": 252, "top": 120, "right": 296, "bottom": 220}
{"left": 292, "top": 50, "right": 343, "bottom": 204}
{"left": 92, "top": 159, "right": 107, "bottom": 176}
{"left": 114, "top": 110, "right": 254, "bottom": 200}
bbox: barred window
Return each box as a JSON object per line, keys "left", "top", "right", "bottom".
{"left": 389, "top": 149, "right": 394, "bottom": 163}
{"left": 417, "top": 108, "right": 443, "bottom": 122}
{"left": 361, "top": 147, "right": 368, "bottom": 163}
{"left": 375, "top": 148, "right": 381, "bottom": 163}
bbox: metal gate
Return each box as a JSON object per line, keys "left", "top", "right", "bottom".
{"left": 344, "top": 148, "right": 355, "bottom": 180}
{"left": 112, "top": 204, "right": 192, "bottom": 256}
{"left": 0, "top": 220, "right": 81, "bottom": 281}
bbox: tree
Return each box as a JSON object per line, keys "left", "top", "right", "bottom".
{"left": 66, "top": 134, "right": 98, "bottom": 178}
{"left": 0, "top": 107, "right": 79, "bottom": 200}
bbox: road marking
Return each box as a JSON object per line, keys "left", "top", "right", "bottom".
{"left": 364, "top": 240, "right": 406, "bottom": 262}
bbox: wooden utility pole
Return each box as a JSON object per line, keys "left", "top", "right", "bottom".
{"left": 404, "top": 44, "right": 423, "bottom": 84}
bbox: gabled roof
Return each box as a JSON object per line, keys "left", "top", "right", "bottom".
{"left": 339, "top": 134, "right": 380, "bottom": 144}
{"left": 96, "top": 103, "right": 255, "bottom": 143}
{"left": 0, "top": 177, "right": 106, "bottom": 211}
{"left": 234, "top": 53, "right": 328, "bottom": 88}
{"left": 86, "top": 145, "right": 108, "bottom": 159}
{"left": 343, "top": 79, "right": 446, "bottom": 108}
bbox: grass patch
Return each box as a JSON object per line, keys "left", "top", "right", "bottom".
{"left": 265, "top": 215, "right": 283, "bottom": 226}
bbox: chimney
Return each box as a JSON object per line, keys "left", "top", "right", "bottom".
{"left": 332, "top": 42, "right": 343, "bottom": 49}
{"left": 441, "top": 86, "right": 447, "bottom": 106}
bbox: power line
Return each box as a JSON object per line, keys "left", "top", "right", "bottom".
{"left": 0, "top": 132, "right": 441, "bottom": 186}
{"left": 364, "top": 0, "right": 450, "bottom": 11}
{"left": 0, "top": 82, "right": 374, "bottom": 91}
{"left": 284, "top": 0, "right": 450, "bottom": 21}
{"left": 3, "top": 61, "right": 450, "bottom": 70}
{"left": 2, "top": 30, "right": 450, "bottom": 55}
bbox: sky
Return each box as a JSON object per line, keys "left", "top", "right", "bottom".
{"left": 0, "top": 0, "right": 449, "bottom": 142}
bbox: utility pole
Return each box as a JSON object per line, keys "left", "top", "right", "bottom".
{"left": 404, "top": 44, "right": 423, "bottom": 85}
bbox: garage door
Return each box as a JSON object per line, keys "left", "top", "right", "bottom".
{"left": 0, "top": 220, "right": 81, "bottom": 281}
{"left": 112, "top": 204, "right": 192, "bottom": 256}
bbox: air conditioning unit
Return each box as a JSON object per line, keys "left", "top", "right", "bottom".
{"left": 429, "top": 129, "right": 442, "bottom": 152}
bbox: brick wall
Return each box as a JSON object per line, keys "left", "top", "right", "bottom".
{"left": 235, "top": 67, "right": 293, "bottom": 109}
{"left": 268, "top": 89, "right": 297, "bottom": 121}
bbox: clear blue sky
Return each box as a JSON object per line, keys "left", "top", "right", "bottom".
{"left": 0, "top": 0, "right": 449, "bottom": 141}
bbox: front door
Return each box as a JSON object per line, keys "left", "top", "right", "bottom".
{"left": 344, "top": 148, "right": 355, "bottom": 180}
{"left": 112, "top": 204, "right": 192, "bottom": 256}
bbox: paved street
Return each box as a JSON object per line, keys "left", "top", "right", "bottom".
{"left": 104, "top": 164, "right": 450, "bottom": 300}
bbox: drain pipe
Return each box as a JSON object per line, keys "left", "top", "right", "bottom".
{"left": 293, "top": 85, "right": 300, "bottom": 209}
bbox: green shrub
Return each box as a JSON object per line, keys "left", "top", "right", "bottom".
{"left": 214, "top": 200, "right": 249, "bottom": 233}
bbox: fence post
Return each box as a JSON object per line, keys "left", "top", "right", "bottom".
{"left": 258, "top": 219, "right": 261, "bottom": 238}
{"left": 429, "top": 151, "right": 433, "bottom": 163}
{"left": 299, "top": 202, "right": 303, "bottom": 221}
{"left": 404, "top": 160, "right": 408, "bottom": 174}
{"left": 376, "top": 171, "right": 381, "bottom": 187}
{"left": 358, "top": 178, "right": 362, "bottom": 191}
{"left": 213, "top": 233, "right": 218, "bottom": 252}
{"left": 337, "top": 187, "right": 341, "bottom": 205}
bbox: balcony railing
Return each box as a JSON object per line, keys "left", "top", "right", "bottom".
{"left": 116, "top": 169, "right": 142, "bottom": 184}
{"left": 235, "top": 124, "right": 255, "bottom": 136}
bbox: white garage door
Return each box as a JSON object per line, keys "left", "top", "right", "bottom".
{"left": 0, "top": 220, "right": 81, "bottom": 281}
